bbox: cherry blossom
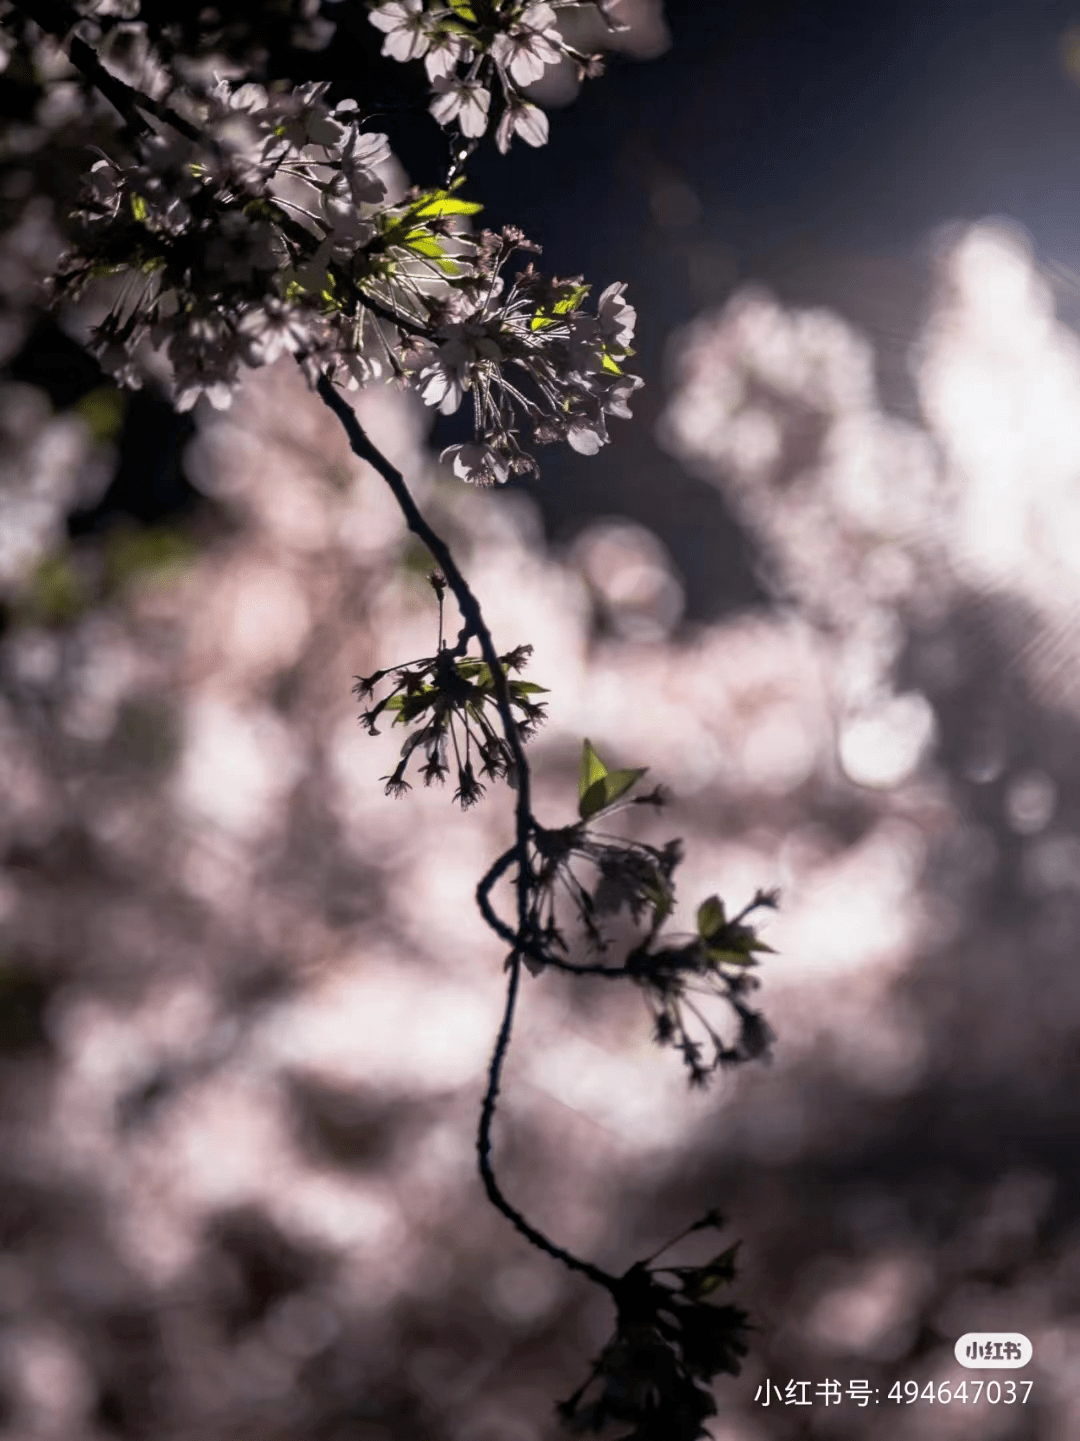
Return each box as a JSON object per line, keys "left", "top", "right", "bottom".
{"left": 491, "top": 6, "right": 563, "bottom": 87}
{"left": 368, "top": 0, "right": 432, "bottom": 63}
{"left": 495, "top": 99, "right": 550, "bottom": 154}
{"left": 429, "top": 76, "right": 492, "bottom": 138}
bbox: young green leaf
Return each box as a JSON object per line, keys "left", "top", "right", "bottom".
{"left": 410, "top": 191, "right": 483, "bottom": 220}
{"left": 401, "top": 228, "right": 447, "bottom": 259}
{"left": 579, "top": 767, "right": 649, "bottom": 822}
{"left": 676, "top": 1244, "right": 741, "bottom": 1300}
{"left": 578, "top": 738, "right": 608, "bottom": 801}
{"left": 704, "top": 947, "right": 759, "bottom": 968}
{"left": 696, "top": 894, "right": 726, "bottom": 940}
{"left": 552, "top": 283, "right": 590, "bottom": 314}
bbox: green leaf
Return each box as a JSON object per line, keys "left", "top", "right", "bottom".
{"left": 130, "top": 193, "right": 148, "bottom": 222}
{"left": 553, "top": 283, "right": 590, "bottom": 314}
{"left": 411, "top": 191, "right": 483, "bottom": 219}
{"left": 705, "top": 947, "right": 759, "bottom": 968}
{"left": 696, "top": 895, "right": 726, "bottom": 940}
{"left": 678, "top": 1244, "right": 741, "bottom": 1300}
{"left": 601, "top": 351, "right": 624, "bottom": 375}
{"left": 579, "top": 767, "right": 649, "bottom": 822}
{"left": 400, "top": 227, "right": 447, "bottom": 258}
{"left": 510, "top": 681, "right": 549, "bottom": 694}
{"left": 458, "top": 660, "right": 493, "bottom": 688}
{"left": 530, "top": 286, "right": 590, "bottom": 331}
{"left": 446, "top": 0, "right": 477, "bottom": 20}
{"left": 578, "top": 738, "right": 608, "bottom": 803}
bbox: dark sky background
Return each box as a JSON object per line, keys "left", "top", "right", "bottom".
{"left": 453, "top": 0, "right": 1080, "bottom": 621}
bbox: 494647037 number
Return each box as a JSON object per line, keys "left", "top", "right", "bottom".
{"left": 890, "top": 1380, "right": 1032, "bottom": 1403}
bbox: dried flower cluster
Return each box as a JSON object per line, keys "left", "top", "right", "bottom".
{"left": 559, "top": 1210, "right": 750, "bottom": 1441}
{"left": 355, "top": 584, "right": 547, "bottom": 804}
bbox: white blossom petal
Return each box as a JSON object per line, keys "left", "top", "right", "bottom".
{"left": 440, "top": 442, "right": 510, "bottom": 485}
{"left": 567, "top": 415, "right": 608, "bottom": 454}
{"left": 368, "top": 0, "right": 431, "bottom": 62}
{"left": 491, "top": 28, "right": 562, "bottom": 87}
{"left": 423, "top": 32, "right": 471, "bottom": 81}
{"left": 495, "top": 101, "right": 549, "bottom": 154}
{"left": 429, "top": 78, "right": 491, "bottom": 137}
{"left": 597, "top": 282, "right": 637, "bottom": 349}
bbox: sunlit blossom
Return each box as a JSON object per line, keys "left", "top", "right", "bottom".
{"left": 495, "top": 99, "right": 550, "bottom": 153}
{"left": 491, "top": 10, "right": 563, "bottom": 88}
{"left": 429, "top": 76, "right": 492, "bottom": 137}
{"left": 441, "top": 441, "right": 511, "bottom": 485}
{"left": 368, "top": 0, "right": 431, "bottom": 63}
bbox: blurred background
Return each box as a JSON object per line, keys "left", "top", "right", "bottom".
{"left": 3, "top": 0, "right": 1080, "bottom": 1437}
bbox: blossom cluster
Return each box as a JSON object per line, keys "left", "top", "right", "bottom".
{"left": 55, "top": 78, "right": 399, "bottom": 410}
{"left": 415, "top": 229, "right": 643, "bottom": 481}
{"left": 54, "top": 64, "right": 642, "bottom": 467}
{"left": 368, "top": 0, "right": 629, "bottom": 153}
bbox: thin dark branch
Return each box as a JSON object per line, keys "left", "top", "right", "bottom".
{"left": 477, "top": 849, "right": 628, "bottom": 978}
{"left": 349, "top": 288, "right": 431, "bottom": 342}
{"left": 477, "top": 950, "right": 617, "bottom": 1289}
{"left": 10, "top": 0, "right": 203, "bottom": 141}
{"left": 476, "top": 845, "right": 519, "bottom": 944}
{"left": 15, "top": 0, "right": 640, "bottom": 1304}
{"left": 544, "top": 956, "right": 628, "bottom": 978}
{"left": 316, "top": 375, "right": 617, "bottom": 1290}
{"left": 315, "top": 374, "right": 534, "bottom": 919}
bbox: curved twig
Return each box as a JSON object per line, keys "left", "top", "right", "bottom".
{"left": 316, "top": 378, "right": 618, "bottom": 1288}
{"left": 478, "top": 951, "right": 617, "bottom": 1288}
